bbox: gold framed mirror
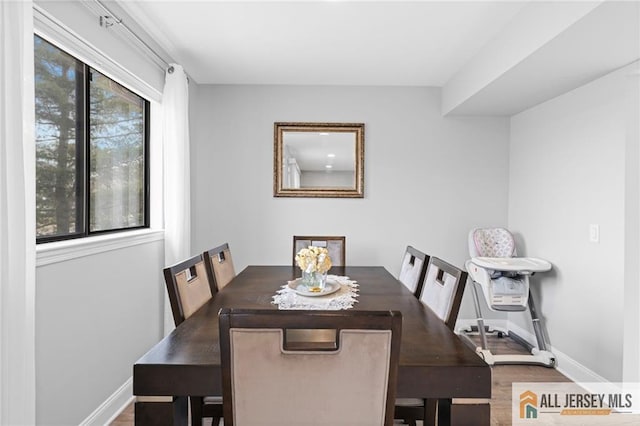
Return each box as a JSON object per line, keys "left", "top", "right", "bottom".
{"left": 274, "top": 122, "right": 364, "bottom": 198}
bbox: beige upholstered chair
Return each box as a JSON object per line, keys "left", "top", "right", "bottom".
{"left": 163, "top": 254, "right": 215, "bottom": 326}
{"left": 219, "top": 308, "right": 402, "bottom": 426}
{"left": 395, "top": 256, "right": 469, "bottom": 426}
{"left": 163, "top": 254, "right": 223, "bottom": 426}
{"left": 203, "top": 243, "right": 236, "bottom": 292}
{"left": 419, "top": 256, "right": 468, "bottom": 330}
{"left": 293, "top": 235, "right": 346, "bottom": 267}
{"left": 398, "top": 245, "right": 430, "bottom": 297}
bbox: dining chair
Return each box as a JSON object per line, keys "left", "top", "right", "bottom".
{"left": 163, "top": 254, "right": 223, "bottom": 426}
{"left": 395, "top": 256, "right": 469, "bottom": 426}
{"left": 292, "top": 235, "right": 346, "bottom": 266}
{"left": 418, "top": 256, "right": 468, "bottom": 330}
{"left": 218, "top": 308, "right": 402, "bottom": 426}
{"left": 163, "top": 253, "right": 215, "bottom": 326}
{"left": 203, "top": 242, "right": 236, "bottom": 292}
{"left": 398, "top": 245, "right": 430, "bottom": 297}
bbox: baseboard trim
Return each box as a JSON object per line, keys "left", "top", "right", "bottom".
{"left": 506, "top": 321, "right": 609, "bottom": 384}
{"left": 457, "top": 318, "right": 608, "bottom": 385}
{"left": 80, "top": 377, "right": 134, "bottom": 426}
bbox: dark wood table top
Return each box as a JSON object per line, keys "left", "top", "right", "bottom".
{"left": 134, "top": 265, "right": 490, "bottom": 399}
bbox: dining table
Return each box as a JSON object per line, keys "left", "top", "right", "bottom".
{"left": 133, "top": 265, "right": 491, "bottom": 425}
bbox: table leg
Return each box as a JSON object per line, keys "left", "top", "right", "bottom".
{"left": 134, "top": 396, "right": 188, "bottom": 426}
{"left": 448, "top": 399, "right": 490, "bottom": 426}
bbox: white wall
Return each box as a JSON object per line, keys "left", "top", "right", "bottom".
{"left": 190, "top": 84, "right": 510, "bottom": 318}
{"left": 508, "top": 62, "right": 639, "bottom": 382}
{"left": 622, "top": 62, "right": 640, "bottom": 383}
{"left": 32, "top": 2, "right": 168, "bottom": 424}
{"left": 36, "top": 240, "right": 164, "bottom": 425}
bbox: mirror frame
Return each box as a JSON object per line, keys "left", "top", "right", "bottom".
{"left": 273, "top": 122, "right": 365, "bottom": 198}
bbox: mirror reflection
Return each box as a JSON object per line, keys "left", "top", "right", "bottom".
{"left": 274, "top": 122, "right": 364, "bottom": 198}
{"left": 283, "top": 131, "right": 355, "bottom": 189}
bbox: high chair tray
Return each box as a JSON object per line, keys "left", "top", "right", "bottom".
{"left": 471, "top": 257, "right": 551, "bottom": 272}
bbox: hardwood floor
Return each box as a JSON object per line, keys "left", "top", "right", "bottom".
{"left": 485, "top": 336, "right": 570, "bottom": 425}
{"left": 110, "top": 404, "right": 134, "bottom": 426}
{"left": 111, "top": 334, "right": 571, "bottom": 426}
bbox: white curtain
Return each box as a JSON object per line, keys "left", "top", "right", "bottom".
{"left": 162, "top": 64, "right": 191, "bottom": 335}
{"left": 0, "top": 1, "right": 36, "bottom": 424}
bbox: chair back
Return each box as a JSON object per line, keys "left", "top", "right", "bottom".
{"left": 418, "top": 257, "right": 468, "bottom": 330}
{"left": 163, "top": 254, "right": 213, "bottom": 326}
{"left": 219, "top": 309, "right": 402, "bottom": 426}
{"left": 293, "top": 235, "right": 346, "bottom": 266}
{"left": 398, "top": 245, "right": 429, "bottom": 297}
{"left": 204, "top": 243, "right": 236, "bottom": 291}
{"left": 469, "top": 227, "right": 516, "bottom": 258}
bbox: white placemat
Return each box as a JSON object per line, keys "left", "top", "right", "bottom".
{"left": 271, "top": 275, "right": 359, "bottom": 310}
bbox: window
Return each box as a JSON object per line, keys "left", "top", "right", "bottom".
{"left": 34, "top": 35, "right": 149, "bottom": 243}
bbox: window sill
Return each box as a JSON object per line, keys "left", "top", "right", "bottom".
{"left": 36, "top": 229, "right": 164, "bottom": 267}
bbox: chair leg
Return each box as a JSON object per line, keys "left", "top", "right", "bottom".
{"left": 211, "top": 417, "right": 221, "bottom": 426}
{"left": 436, "top": 398, "right": 452, "bottom": 426}
{"left": 190, "top": 397, "right": 204, "bottom": 426}
{"left": 424, "top": 399, "right": 437, "bottom": 426}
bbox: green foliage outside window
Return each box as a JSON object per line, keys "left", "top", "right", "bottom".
{"left": 34, "top": 35, "right": 149, "bottom": 242}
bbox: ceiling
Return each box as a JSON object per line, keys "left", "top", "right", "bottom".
{"left": 118, "top": 0, "right": 640, "bottom": 115}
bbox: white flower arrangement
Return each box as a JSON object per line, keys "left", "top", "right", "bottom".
{"left": 295, "top": 246, "right": 332, "bottom": 274}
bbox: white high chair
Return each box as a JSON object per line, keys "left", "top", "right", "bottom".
{"left": 461, "top": 227, "right": 556, "bottom": 367}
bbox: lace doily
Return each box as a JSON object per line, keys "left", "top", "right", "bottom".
{"left": 272, "top": 275, "right": 359, "bottom": 310}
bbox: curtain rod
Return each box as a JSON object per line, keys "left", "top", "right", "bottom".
{"left": 93, "top": 0, "right": 172, "bottom": 73}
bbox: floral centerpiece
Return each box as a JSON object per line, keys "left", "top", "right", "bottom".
{"left": 295, "top": 246, "right": 332, "bottom": 291}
